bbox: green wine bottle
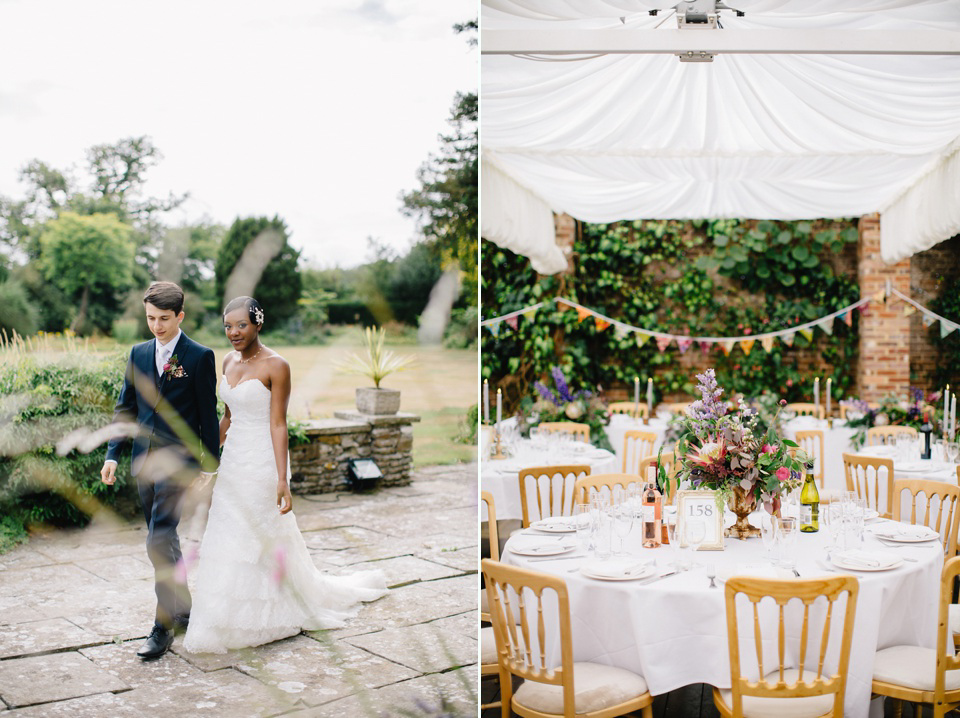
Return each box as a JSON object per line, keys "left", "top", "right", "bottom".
{"left": 800, "top": 463, "right": 819, "bottom": 533}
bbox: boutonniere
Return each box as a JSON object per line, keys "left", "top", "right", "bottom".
{"left": 163, "top": 354, "right": 188, "bottom": 381}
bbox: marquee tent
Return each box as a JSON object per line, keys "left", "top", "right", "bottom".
{"left": 481, "top": 0, "right": 960, "bottom": 273}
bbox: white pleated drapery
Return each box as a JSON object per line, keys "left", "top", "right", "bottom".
{"left": 481, "top": 0, "right": 960, "bottom": 270}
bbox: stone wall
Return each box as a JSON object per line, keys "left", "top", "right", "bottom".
{"left": 288, "top": 412, "right": 420, "bottom": 494}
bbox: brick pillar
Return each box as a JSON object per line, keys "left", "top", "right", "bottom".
{"left": 554, "top": 213, "right": 576, "bottom": 274}
{"left": 858, "top": 213, "right": 911, "bottom": 401}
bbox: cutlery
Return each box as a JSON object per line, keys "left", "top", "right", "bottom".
{"left": 528, "top": 554, "right": 584, "bottom": 563}
{"left": 637, "top": 568, "right": 678, "bottom": 586}
{"left": 791, "top": 568, "right": 801, "bottom": 578}
{"left": 706, "top": 566, "right": 717, "bottom": 588}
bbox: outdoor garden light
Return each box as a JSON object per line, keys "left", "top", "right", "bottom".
{"left": 347, "top": 458, "right": 383, "bottom": 492}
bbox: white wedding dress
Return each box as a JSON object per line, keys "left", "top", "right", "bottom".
{"left": 183, "top": 378, "right": 387, "bottom": 654}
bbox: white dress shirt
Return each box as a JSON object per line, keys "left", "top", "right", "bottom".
{"left": 156, "top": 329, "right": 182, "bottom": 377}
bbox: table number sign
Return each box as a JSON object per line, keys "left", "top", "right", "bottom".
{"left": 676, "top": 490, "right": 725, "bottom": 550}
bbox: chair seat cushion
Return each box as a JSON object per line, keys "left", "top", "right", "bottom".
{"left": 513, "top": 661, "right": 648, "bottom": 714}
{"left": 481, "top": 626, "right": 497, "bottom": 665}
{"left": 480, "top": 587, "right": 489, "bottom": 614}
{"left": 716, "top": 669, "right": 836, "bottom": 718}
{"left": 950, "top": 604, "right": 960, "bottom": 635}
{"left": 873, "top": 645, "right": 960, "bottom": 691}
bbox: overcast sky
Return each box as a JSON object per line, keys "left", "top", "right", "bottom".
{"left": 0, "top": 0, "right": 476, "bottom": 268}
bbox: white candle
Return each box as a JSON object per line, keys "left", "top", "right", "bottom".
{"left": 496, "top": 388, "right": 502, "bottom": 429}
{"left": 945, "top": 386, "right": 951, "bottom": 437}
{"left": 814, "top": 377, "right": 820, "bottom": 416}
{"left": 952, "top": 395, "right": 957, "bottom": 439}
{"left": 826, "top": 378, "right": 832, "bottom": 418}
{"left": 483, "top": 379, "right": 490, "bottom": 424}
{"left": 633, "top": 377, "right": 640, "bottom": 417}
{"left": 647, "top": 378, "right": 654, "bottom": 416}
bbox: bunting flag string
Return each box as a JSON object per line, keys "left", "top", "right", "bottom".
{"left": 480, "top": 294, "right": 878, "bottom": 352}
{"left": 887, "top": 288, "right": 960, "bottom": 339}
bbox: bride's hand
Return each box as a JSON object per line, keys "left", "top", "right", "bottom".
{"left": 277, "top": 481, "right": 294, "bottom": 514}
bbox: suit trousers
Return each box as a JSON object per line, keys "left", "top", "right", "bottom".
{"left": 137, "top": 468, "right": 192, "bottom": 628}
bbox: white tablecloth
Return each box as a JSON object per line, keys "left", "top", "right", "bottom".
{"left": 854, "top": 444, "right": 959, "bottom": 520}
{"left": 481, "top": 439, "right": 618, "bottom": 521}
{"left": 603, "top": 414, "right": 669, "bottom": 471}
{"left": 501, "top": 520, "right": 941, "bottom": 718}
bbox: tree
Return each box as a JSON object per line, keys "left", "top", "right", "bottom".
{"left": 400, "top": 20, "right": 477, "bottom": 299}
{"left": 214, "top": 216, "right": 302, "bottom": 325}
{"left": 38, "top": 212, "right": 135, "bottom": 334}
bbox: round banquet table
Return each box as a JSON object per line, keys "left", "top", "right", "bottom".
{"left": 501, "top": 516, "right": 941, "bottom": 718}
{"left": 480, "top": 438, "right": 618, "bottom": 522}
{"left": 854, "top": 444, "right": 959, "bottom": 518}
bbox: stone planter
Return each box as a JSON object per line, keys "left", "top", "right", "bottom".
{"left": 356, "top": 387, "right": 401, "bottom": 415}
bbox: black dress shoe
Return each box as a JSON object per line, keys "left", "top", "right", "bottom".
{"left": 173, "top": 614, "right": 190, "bottom": 635}
{"left": 137, "top": 624, "right": 174, "bottom": 660}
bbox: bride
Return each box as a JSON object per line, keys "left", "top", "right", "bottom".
{"left": 183, "top": 296, "right": 387, "bottom": 654}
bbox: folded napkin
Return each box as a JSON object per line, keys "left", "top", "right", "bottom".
{"left": 532, "top": 516, "right": 575, "bottom": 531}
{"left": 582, "top": 559, "right": 653, "bottom": 578}
{"left": 872, "top": 523, "right": 939, "bottom": 540}
{"left": 833, "top": 550, "right": 896, "bottom": 569}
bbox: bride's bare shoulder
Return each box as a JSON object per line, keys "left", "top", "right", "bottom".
{"left": 263, "top": 351, "right": 290, "bottom": 378}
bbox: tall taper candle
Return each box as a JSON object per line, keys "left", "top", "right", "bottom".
{"left": 647, "top": 378, "right": 654, "bottom": 417}
{"left": 483, "top": 379, "right": 490, "bottom": 425}
{"left": 814, "top": 377, "right": 820, "bottom": 417}
{"left": 952, "top": 394, "right": 957, "bottom": 439}
{"left": 945, "top": 385, "right": 951, "bottom": 437}
{"left": 826, "top": 378, "right": 832, "bottom": 418}
{"left": 634, "top": 377, "right": 640, "bottom": 417}
{"left": 496, "top": 388, "right": 502, "bottom": 429}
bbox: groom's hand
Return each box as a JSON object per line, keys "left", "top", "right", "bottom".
{"left": 277, "top": 481, "right": 293, "bottom": 515}
{"left": 100, "top": 461, "right": 117, "bottom": 485}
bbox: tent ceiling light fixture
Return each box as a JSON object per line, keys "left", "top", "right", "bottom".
{"left": 675, "top": 0, "right": 744, "bottom": 61}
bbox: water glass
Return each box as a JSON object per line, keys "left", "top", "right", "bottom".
{"left": 574, "top": 503, "right": 593, "bottom": 554}
{"left": 612, "top": 505, "right": 634, "bottom": 556}
{"left": 823, "top": 503, "right": 843, "bottom": 555}
{"left": 666, "top": 517, "right": 681, "bottom": 570}
{"left": 777, "top": 517, "right": 799, "bottom": 570}
{"left": 759, "top": 513, "right": 778, "bottom": 560}
{"left": 594, "top": 508, "right": 613, "bottom": 559}
{"left": 684, "top": 518, "right": 707, "bottom": 569}
{"left": 896, "top": 434, "right": 912, "bottom": 463}
{"left": 946, "top": 441, "right": 960, "bottom": 465}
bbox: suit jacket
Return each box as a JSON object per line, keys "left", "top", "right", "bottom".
{"left": 106, "top": 332, "right": 220, "bottom": 477}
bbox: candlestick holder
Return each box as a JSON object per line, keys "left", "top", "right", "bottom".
{"left": 642, "top": 415, "right": 649, "bottom": 425}
{"left": 827, "top": 418, "right": 834, "bottom": 429}
{"left": 490, "top": 431, "right": 507, "bottom": 460}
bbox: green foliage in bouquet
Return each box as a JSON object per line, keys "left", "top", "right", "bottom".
{"left": 665, "top": 370, "right": 810, "bottom": 514}
{"left": 841, "top": 389, "right": 940, "bottom": 449}
{"left": 518, "top": 367, "right": 612, "bottom": 451}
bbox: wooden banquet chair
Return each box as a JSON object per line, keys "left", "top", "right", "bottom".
{"left": 622, "top": 430, "right": 658, "bottom": 475}
{"left": 573, "top": 473, "right": 641, "bottom": 506}
{"left": 871, "top": 556, "right": 960, "bottom": 717}
{"left": 784, "top": 402, "right": 826, "bottom": 420}
{"left": 663, "top": 401, "right": 690, "bottom": 416}
{"left": 842, "top": 453, "right": 895, "bottom": 519}
{"left": 714, "top": 575, "right": 860, "bottom": 718}
{"left": 481, "top": 559, "right": 654, "bottom": 718}
{"left": 606, "top": 401, "right": 649, "bottom": 420}
{"left": 537, "top": 422, "right": 590, "bottom": 443}
{"left": 838, "top": 402, "right": 880, "bottom": 420}
{"left": 637, "top": 451, "right": 680, "bottom": 505}
{"left": 892, "top": 479, "right": 960, "bottom": 558}
{"left": 518, "top": 465, "right": 591, "bottom": 528}
{"left": 866, "top": 425, "right": 918, "bottom": 447}
{"left": 794, "top": 429, "right": 825, "bottom": 488}
{"left": 480, "top": 491, "right": 501, "bottom": 711}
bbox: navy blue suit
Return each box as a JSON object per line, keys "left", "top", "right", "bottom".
{"left": 106, "top": 332, "right": 219, "bottom": 628}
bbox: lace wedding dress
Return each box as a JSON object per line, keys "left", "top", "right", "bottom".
{"left": 183, "top": 378, "right": 387, "bottom": 654}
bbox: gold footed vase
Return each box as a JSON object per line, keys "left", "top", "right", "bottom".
{"left": 725, "top": 486, "right": 761, "bottom": 540}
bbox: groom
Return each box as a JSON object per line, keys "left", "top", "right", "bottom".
{"left": 101, "top": 281, "right": 220, "bottom": 660}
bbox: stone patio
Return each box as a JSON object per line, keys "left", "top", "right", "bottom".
{"left": 0, "top": 464, "right": 478, "bottom": 717}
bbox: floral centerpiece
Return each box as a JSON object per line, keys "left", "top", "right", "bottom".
{"left": 519, "top": 367, "right": 612, "bottom": 451}
{"left": 841, "top": 388, "right": 941, "bottom": 448}
{"left": 663, "top": 369, "right": 810, "bottom": 539}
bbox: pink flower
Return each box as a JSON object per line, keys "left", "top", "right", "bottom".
{"left": 786, "top": 379, "right": 793, "bottom": 387}
{"left": 163, "top": 363, "right": 171, "bottom": 371}
{"left": 775, "top": 466, "right": 790, "bottom": 482}
{"left": 761, "top": 443, "right": 778, "bottom": 455}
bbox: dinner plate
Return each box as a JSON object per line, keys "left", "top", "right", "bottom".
{"left": 831, "top": 551, "right": 903, "bottom": 571}
{"left": 510, "top": 542, "right": 576, "bottom": 557}
{"left": 531, "top": 518, "right": 577, "bottom": 533}
{"left": 580, "top": 560, "right": 657, "bottom": 581}
{"left": 870, "top": 524, "right": 940, "bottom": 543}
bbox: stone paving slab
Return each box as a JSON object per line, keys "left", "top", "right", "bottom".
{"left": 345, "top": 623, "right": 478, "bottom": 674}
{"left": 0, "top": 464, "right": 479, "bottom": 716}
{"left": 0, "top": 652, "right": 128, "bottom": 708}
{"left": 0, "top": 618, "right": 102, "bottom": 659}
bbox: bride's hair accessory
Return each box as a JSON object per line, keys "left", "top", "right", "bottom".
{"left": 252, "top": 306, "right": 265, "bottom": 326}
{"left": 223, "top": 296, "right": 265, "bottom": 327}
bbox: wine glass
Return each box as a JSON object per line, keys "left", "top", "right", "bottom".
{"left": 574, "top": 503, "right": 594, "bottom": 555}
{"left": 666, "top": 518, "right": 681, "bottom": 571}
{"left": 684, "top": 518, "right": 707, "bottom": 569}
{"left": 946, "top": 441, "right": 960, "bottom": 466}
{"left": 759, "top": 513, "right": 778, "bottom": 560}
{"left": 777, "top": 517, "right": 799, "bottom": 571}
{"left": 612, "top": 505, "right": 634, "bottom": 556}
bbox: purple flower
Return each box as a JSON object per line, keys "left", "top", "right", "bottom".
{"left": 688, "top": 368, "right": 726, "bottom": 423}
{"left": 551, "top": 366, "right": 575, "bottom": 403}
{"left": 534, "top": 381, "right": 559, "bottom": 405}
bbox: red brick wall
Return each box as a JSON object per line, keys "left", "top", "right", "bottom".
{"left": 857, "top": 214, "right": 912, "bottom": 401}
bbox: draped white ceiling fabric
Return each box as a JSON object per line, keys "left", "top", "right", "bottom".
{"left": 481, "top": 0, "right": 960, "bottom": 270}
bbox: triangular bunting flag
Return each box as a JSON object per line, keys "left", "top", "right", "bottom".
{"left": 655, "top": 336, "right": 673, "bottom": 352}
{"left": 799, "top": 328, "right": 814, "bottom": 342}
{"left": 614, "top": 324, "right": 630, "bottom": 339}
{"left": 505, "top": 316, "right": 519, "bottom": 330}
{"left": 922, "top": 313, "right": 936, "bottom": 327}
{"left": 720, "top": 340, "right": 735, "bottom": 356}
{"left": 760, "top": 336, "right": 775, "bottom": 353}
{"left": 903, "top": 304, "right": 916, "bottom": 316}
{"left": 872, "top": 288, "right": 886, "bottom": 304}
{"left": 699, "top": 341, "right": 712, "bottom": 355}
{"left": 636, "top": 332, "right": 652, "bottom": 348}
{"left": 739, "top": 338, "right": 755, "bottom": 355}
{"left": 487, "top": 322, "right": 501, "bottom": 337}
{"left": 782, "top": 332, "right": 795, "bottom": 347}
{"left": 522, "top": 308, "right": 538, "bottom": 321}
{"left": 575, "top": 306, "right": 592, "bottom": 323}
{"left": 842, "top": 311, "right": 853, "bottom": 327}
{"left": 594, "top": 317, "right": 610, "bottom": 331}
{"left": 554, "top": 299, "right": 570, "bottom": 311}
{"left": 941, "top": 320, "right": 957, "bottom": 339}
{"left": 677, "top": 338, "right": 693, "bottom": 354}
{"left": 818, "top": 318, "right": 834, "bottom": 336}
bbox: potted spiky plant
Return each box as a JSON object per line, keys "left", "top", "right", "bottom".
{"left": 336, "top": 326, "right": 416, "bottom": 415}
